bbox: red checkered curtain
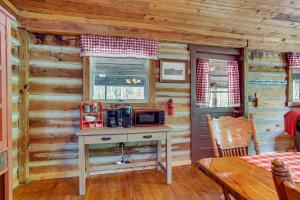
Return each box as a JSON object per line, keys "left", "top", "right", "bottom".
{"left": 80, "top": 35, "right": 158, "bottom": 59}
{"left": 228, "top": 61, "right": 241, "bottom": 107}
{"left": 287, "top": 52, "right": 300, "bottom": 69}
{"left": 196, "top": 59, "right": 210, "bottom": 107}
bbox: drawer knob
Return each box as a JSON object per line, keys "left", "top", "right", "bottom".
{"left": 143, "top": 135, "right": 152, "bottom": 139}
{"left": 101, "top": 137, "right": 112, "bottom": 141}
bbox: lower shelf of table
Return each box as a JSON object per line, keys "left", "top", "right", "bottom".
{"left": 86, "top": 161, "right": 166, "bottom": 176}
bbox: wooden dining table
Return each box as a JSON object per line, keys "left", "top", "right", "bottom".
{"left": 198, "top": 157, "right": 300, "bottom": 200}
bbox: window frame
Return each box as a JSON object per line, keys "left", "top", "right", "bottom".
{"left": 89, "top": 57, "right": 150, "bottom": 104}
{"left": 288, "top": 67, "right": 300, "bottom": 107}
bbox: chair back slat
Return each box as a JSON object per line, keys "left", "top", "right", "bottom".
{"left": 242, "top": 147, "right": 245, "bottom": 155}
{"left": 229, "top": 149, "right": 232, "bottom": 157}
{"left": 235, "top": 148, "right": 239, "bottom": 156}
{"left": 220, "top": 147, "right": 248, "bottom": 157}
{"left": 239, "top": 147, "right": 244, "bottom": 156}
{"left": 232, "top": 149, "right": 236, "bottom": 156}
{"left": 242, "top": 147, "right": 247, "bottom": 156}
{"left": 221, "top": 149, "right": 225, "bottom": 157}
{"left": 272, "top": 158, "right": 300, "bottom": 200}
{"left": 219, "top": 149, "right": 224, "bottom": 157}
{"left": 207, "top": 113, "right": 260, "bottom": 157}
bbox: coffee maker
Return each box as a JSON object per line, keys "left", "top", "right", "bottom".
{"left": 106, "top": 109, "right": 120, "bottom": 127}
{"left": 121, "top": 106, "right": 132, "bottom": 128}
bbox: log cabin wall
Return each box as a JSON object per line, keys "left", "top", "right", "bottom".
{"left": 11, "top": 20, "right": 20, "bottom": 188}
{"left": 26, "top": 33, "right": 190, "bottom": 181}
{"left": 28, "top": 34, "right": 82, "bottom": 181}
{"left": 246, "top": 49, "right": 294, "bottom": 153}
{"left": 19, "top": 33, "right": 295, "bottom": 181}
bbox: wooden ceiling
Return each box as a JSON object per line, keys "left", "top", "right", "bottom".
{"left": 3, "top": 0, "right": 300, "bottom": 51}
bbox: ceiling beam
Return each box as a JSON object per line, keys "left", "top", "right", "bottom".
{"left": 19, "top": 10, "right": 247, "bottom": 40}
{"left": 12, "top": 7, "right": 300, "bottom": 52}
{"left": 0, "top": 0, "right": 18, "bottom": 17}
{"left": 18, "top": 10, "right": 247, "bottom": 48}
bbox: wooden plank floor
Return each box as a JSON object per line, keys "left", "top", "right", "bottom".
{"left": 13, "top": 166, "right": 222, "bottom": 200}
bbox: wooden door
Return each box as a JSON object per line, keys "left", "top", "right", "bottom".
{"left": 0, "top": 22, "right": 6, "bottom": 152}
{"left": 0, "top": 6, "right": 14, "bottom": 200}
{"left": 190, "top": 45, "right": 243, "bottom": 163}
{"left": 0, "top": 21, "right": 7, "bottom": 200}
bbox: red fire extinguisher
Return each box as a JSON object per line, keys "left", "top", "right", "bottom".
{"left": 168, "top": 98, "right": 174, "bottom": 116}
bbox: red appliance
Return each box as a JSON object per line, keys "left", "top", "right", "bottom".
{"left": 80, "top": 100, "right": 104, "bottom": 129}
{"left": 133, "top": 109, "right": 165, "bottom": 127}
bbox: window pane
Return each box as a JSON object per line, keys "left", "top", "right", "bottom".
{"left": 292, "top": 69, "right": 300, "bottom": 101}
{"left": 209, "top": 59, "right": 230, "bottom": 107}
{"left": 293, "top": 79, "right": 300, "bottom": 100}
{"left": 91, "top": 57, "right": 148, "bottom": 102}
{"left": 105, "top": 86, "right": 144, "bottom": 100}
{"left": 93, "top": 85, "right": 105, "bottom": 99}
{"left": 210, "top": 90, "right": 229, "bottom": 107}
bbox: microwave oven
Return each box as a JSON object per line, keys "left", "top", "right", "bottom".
{"left": 133, "top": 109, "right": 165, "bottom": 127}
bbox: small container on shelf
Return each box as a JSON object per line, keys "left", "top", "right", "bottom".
{"left": 80, "top": 100, "right": 104, "bottom": 129}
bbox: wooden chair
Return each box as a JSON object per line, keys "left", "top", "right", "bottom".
{"left": 272, "top": 158, "right": 300, "bottom": 200}
{"left": 207, "top": 113, "right": 260, "bottom": 157}
{"left": 206, "top": 113, "right": 260, "bottom": 200}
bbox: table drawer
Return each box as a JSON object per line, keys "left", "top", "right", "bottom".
{"left": 84, "top": 134, "right": 127, "bottom": 144}
{"left": 128, "top": 132, "right": 166, "bottom": 142}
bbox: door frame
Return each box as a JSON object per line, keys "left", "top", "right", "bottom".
{"left": 189, "top": 45, "right": 244, "bottom": 163}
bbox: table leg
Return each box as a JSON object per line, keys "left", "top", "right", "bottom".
{"left": 85, "top": 145, "right": 89, "bottom": 178}
{"left": 79, "top": 136, "right": 86, "bottom": 196}
{"left": 166, "top": 133, "right": 172, "bottom": 184}
{"left": 157, "top": 140, "right": 162, "bottom": 170}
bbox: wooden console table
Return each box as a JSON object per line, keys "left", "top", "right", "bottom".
{"left": 76, "top": 126, "right": 173, "bottom": 196}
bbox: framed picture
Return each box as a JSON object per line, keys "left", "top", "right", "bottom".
{"left": 160, "top": 59, "right": 188, "bottom": 83}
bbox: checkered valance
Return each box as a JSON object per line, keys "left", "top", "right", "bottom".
{"left": 228, "top": 61, "right": 241, "bottom": 107}
{"left": 196, "top": 59, "right": 210, "bottom": 107}
{"left": 287, "top": 52, "right": 300, "bottom": 68}
{"left": 80, "top": 35, "right": 158, "bottom": 59}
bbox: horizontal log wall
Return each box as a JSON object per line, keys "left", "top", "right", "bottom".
{"left": 156, "top": 42, "right": 190, "bottom": 162}
{"left": 11, "top": 20, "right": 20, "bottom": 189}
{"left": 20, "top": 33, "right": 295, "bottom": 181}
{"left": 247, "top": 49, "right": 294, "bottom": 153}
{"left": 27, "top": 33, "right": 190, "bottom": 181}
{"left": 28, "top": 34, "right": 81, "bottom": 181}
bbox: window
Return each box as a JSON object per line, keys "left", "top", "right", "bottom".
{"left": 196, "top": 58, "right": 240, "bottom": 108}
{"left": 90, "top": 57, "right": 149, "bottom": 103}
{"left": 209, "top": 60, "right": 230, "bottom": 107}
{"left": 288, "top": 68, "right": 300, "bottom": 106}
